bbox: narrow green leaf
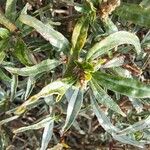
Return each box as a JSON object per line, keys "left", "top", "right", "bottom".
{"left": 65, "top": 88, "right": 74, "bottom": 102}
{"left": 142, "top": 31, "right": 150, "bottom": 44}
{"left": 101, "top": 56, "right": 125, "bottom": 68}
{"left": 0, "top": 40, "right": 8, "bottom": 53}
{"left": 24, "top": 77, "right": 35, "bottom": 100}
{"left": 86, "top": 31, "right": 141, "bottom": 60}
{"left": 0, "top": 51, "right": 5, "bottom": 64}
{"left": 0, "top": 116, "right": 19, "bottom": 126}
{"left": 40, "top": 121, "right": 54, "bottom": 150}
{"left": 5, "top": 59, "right": 60, "bottom": 76}
{"left": 102, "top": 18, "right": 118, "bottom": 34}
{"left": 19, "top": 14, "right": 70, "bottom": 51}
{"left": 0, "top": 89, "right": 7, "bottom": 112}
{"left": 90, "top": 79, "right": 126, "bottom": 116}
{"left": 15, "top": 78, "right": 73, "bottom": 115}
{"left": 112, "top": 67, "right": 132, "bottom": 78}
{"left": 64, "top": 17, "right": 89, "bottom": 77}
{"left": 91, "top": 96, "right": 118, "bottom": 134}
{"left": 14, "top": 38, "right": 34, "bottom": 66}
{"left": 93, "top": 71, "right": 150, "bottom": 98}
{"left": 0, "top": 88, "right": 6, "bottom": 101}
{"left": 71, "top": 16, "right": 89, "bottom": 56}
{"left": 74, "top": 0, "right": 96, "bottom": 20}
{"left": 0, "top": 28, "right": 9, "bottom": 39}
{"left": 36, "top": 79, "right": 72, "bottom": 101}
{"left": 5, "top": 0, "right": 17, "bottom": 22}
{"left": 37, "top": 79, "right": 70, "bottom": 98}
{"left": 91, "top": 97, "right": 145, "bottom": 148}
{"left": 0, "top": 11, "right": 17, "bottom": 32}
{"left": 115, "top": 3, "right": 150, "bottom": 27}
{"left": 0, "top": 128, "right": 8, "bottom": 150}
{"left": 129, "top": 98, "right": 143, "bottom": 113}
{"left": 14, "top": 115, "right": 53, "bottom": 134}
{"left": 112, "top": 133, "right": 144, "bottom": 148}
{"left": 140, "top": 0, "right": 150, "bottom": 9}
{"left": 10, "top": 74, "right": 18, "bottom": 101}
{"left": 117, "top": 116, "right": 150, "bottom": 135}
{"left": 0, "top": 68, "right": 11, "bottom": 83}
{"left": 61, "top": 87, "right": 84, "bottom": 134}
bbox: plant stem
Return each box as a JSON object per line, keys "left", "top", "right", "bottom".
{"left": 64, "top": 51, "right": 78, "bottom": 77}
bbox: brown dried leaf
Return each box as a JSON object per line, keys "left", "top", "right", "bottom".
{"left": 99, "top": 0, "right": 120, "bottom": 20}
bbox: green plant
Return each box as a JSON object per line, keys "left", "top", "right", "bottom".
{"left": 0, "top": 0, "right": 150, "bottom": 149}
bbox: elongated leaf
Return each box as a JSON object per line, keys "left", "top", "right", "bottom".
{"left": 112, "top": 133, "right": 144, "bottom": 148}
{"left": 61, "top": 87, "right": 83, "bottom": 134}
{"left": 15, "top": 78, "right": 73, "bottom": 115}
{"left": 24, "top": 77, "right": 35, "bottom": 100}
{"left": 86, "top": 31, "right": 141, "bottom": 60}
{"left": 64, "top": 17, "right": 89, "bottom": 76}
{"left": 90, "top": 79, "right": 126, "bottom": 116}
{"left": 14, "top": 38, "right": 34, "bottom": 66}
{"left": 112, "top": 67, "right": 132, "bottom": 78}
{"left": 0, "top": 68, "right": 11, "bottom": 82}
{"left": 0, "top": 51, "right": 5, "bottom": 64}
{"left": 71, "top": 16, "right": 89, "bottom": 56}
{"left": 74, "top": 0, "right": 96, "bottom": 20}
{"left": 42, "top": 81, "right": 72, "bottom": 102}
{"left": 0, "top": 40, "right": 8, "bottom": 52}
{"left": 37, "top": 79, "right": 73, "bottom": 101}
{"left": 115, "top": 3, "right": 150, "bottom": 27}
{"left": 0, "top": 11, "right": 17, "bottom": 32}
{"left": 102, "top": 18, "right": 118, "bottom": 34}
{"left": 0, "top": 28, "right": 9, "bottom": 39}
{"left": 93, "top": 71, "right": 150, "bottom": 98}
{"left": 129, "top": 98, "right": 143, "bottom": 113}
{"left": 117, "top": 116, "right": 150, "bottom": 135}
{"left": 40, "top": 120, "right": 54, "bottom": 150}
{"left": 10, "top": 74, "right": 18, "bottom": 101}
{"left": 19, "top": 14, "right": 70, "bottom": 51}
{"left": 0, "top": 127, "right": 8, "bottom": 150}
{"left": 0, "top": 116, "right": 19, "bottom": 126}
{"left": 5, "top": 0, "right": 17, "bottom": 22}
{"left": 5, "top": 59, "right": 60, "bottom": 76}
{"left": 65, "top": 88, "right": 74, "bottom": 102}
{"left": 101, "top": 56, "right": 125, "bottom": 68}
{"left": 142, "top": 30, "right": 150, "bottom": 43}
{"left": 140, "top": 0, "right": 150, "bottom": 9}
{"left": 91, "top": 97, "right": 145, "bottom": 148}
{"left": 91, "top": 96, "right": 118, "bottom": 133}
{"left": 14, "top": 115, "right": 54, "bottom": 133}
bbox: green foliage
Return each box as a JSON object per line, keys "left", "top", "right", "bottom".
{"left": 0, "top": 0, "right": 150, "bottom": 149}
{"left": 90, "top": 79, "right": 126, "bottom": 116}
{"left": 86, "top": 31, "right": 141, "bottom": 60}
{"left": 5, "top": 59, "right": 61, "bottom": 76}
{"left": 115, "top": 2, "right": 150, "bottom": 27}
{"left": 93, "top": 71, "right": 150, "bottom": 98}
{"left": 13, "top": 38, "right": 34, "bottom": 66}
{"left": 61, "top": 87, "right": 84, "bottom": 134}
{"left": 19, "top": 10, "right": 70, "bottom": 51}
{"left": 5, "top": 0, "right": 17, "bottom": 22}
{"left": 91, "top": 96, "right": 145, "bottom": 148}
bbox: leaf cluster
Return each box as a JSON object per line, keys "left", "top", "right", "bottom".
{"left": 0, "top": 0, "right": 150, "bottom": 149}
